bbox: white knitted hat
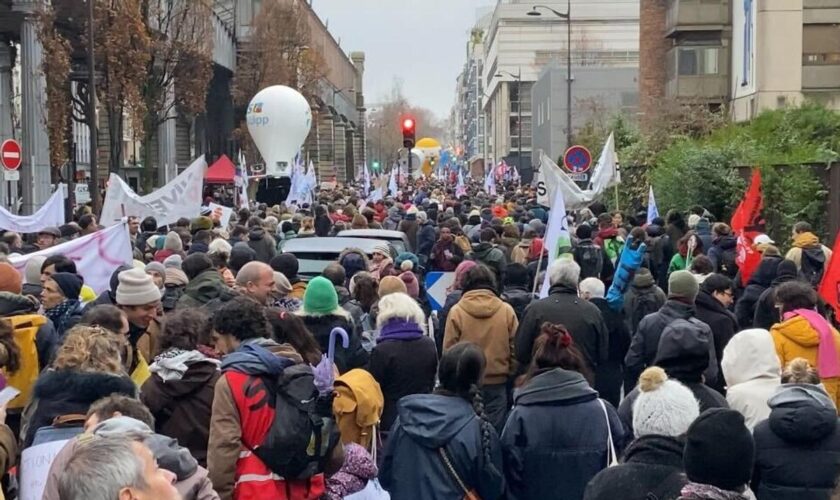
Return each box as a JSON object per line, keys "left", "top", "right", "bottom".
{"left": 208, "top": 238, "right": 232, "bottom": 256}
{"left": 116, "top": 268, "right": 162, "bottom": 306}
{"left": 632, "top": 366, "right": 700, "bottom": 438}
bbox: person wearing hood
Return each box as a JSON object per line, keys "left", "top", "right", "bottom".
{"left": 785, "top": 221, "right": 833, "bottom": 284}
{"left": 707, "top": 223, "right": 739, "bottom": 279}
{"left": 620, "top": 312, "right": 727, "bottom": 438}
{"left": 580, "top": 278, "right": 631, "bottom": 408}
{"left": 176, "top": 254, "right": 236, "bottom": 310}
{"left": 753, "top": 259, "right": 799, "bottom": 330}
{"left": 338, "top": 248, "right": 371, "bottom": 286}
{"left": 500, "top": 263, "right": 536, "bottom": 322}
{"left": 381, "top": 206, "right": 401, "bottom": 232}
{"left": 584, "top": 366, "right": 700, "bottom": 500}
{"left": 380, "top": 342, "right": 505, "bottom": 500}
{"left": 141, "top": 309, "right": 220, "bottom": 463}
{"left": 646, "top": 217, "right": 674, "bottom": 290}
{"left": 154, "top": 231, "right": 185, "bottom": 263}
{"left": 752, "top": 358, "right": 840, "bottom": 498}
{"left": 721, "top": 328, "right": 781, "bottom": 430}
{"left": 694, "top": 217, "right": 713, "bottom": 252}
{"left": 735, "top": 250, "right": 783, "bottom": 329}
{"left": 623, "top": 267, "right": 667, "bottom": 335}
{"left": 770, "top": 280, "right": 840, "bottom": 408}
{"left": 517, "top": 258, "right": 609, "bottom": 378}
{"left": 41, "top": 272, "right": 84, "bottom": 340}
{"left": 444, "top": 265, "right": 517, "bottom": 432}
{"left": 679, "top": 408, "right": 755, "bottom": 500}
{"left": 467, "top": 228, "right": 507, "bottom": 289}
{"left": 245, "top": 220, "right": 276, "bottom": 264}
{"left": 22, "top": 255, "right": 46, "bottom": 297}
{"left": 298, "top": 276, "right": 368, "bottom": 374}
{"left": 208, "top": 297, "right": 343, "bottom": 500}
{"left": 368, "top": 292, "right": 437, "bottom": 431}
{"left": 625, "top": 270, "right": 720, "bottom": 389}
{"left": 324, "top": 442, "right": 384, "bottom": 500}
{"left": 573, "top": 224, "right": 616, "bottom": 284}
{"left": 22, "top": 326, "right": 137, "bottom": 448}
{"left": 503, "top": 323, "right": 625, "bottom": 500}
{"left": 694, "top": 274, "right": 739, "bottom": 393}
{"left": 162, "top": 258, "right": 189, "bottom": 312}
{"left": 269, "top": 253, "right": 307, "bottom": 299}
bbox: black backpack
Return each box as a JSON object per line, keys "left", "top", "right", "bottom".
{"left": 574, "top": 242, "right": 604, "bottom": 280}
{"left": 249, "top": 363, "right": 338, "bottom": 479}
{"left": 631, "top": 289, "right": 662, "bottom": 334}
{"left": 800, "top": 248, "right": 827, "bottom": 288}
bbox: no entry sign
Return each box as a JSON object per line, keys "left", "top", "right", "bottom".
{"left": 0, "top": 139, "right": 21, "bottom": 171}
{"left": 563, "top": 145, "right": 592, "bottom": 174}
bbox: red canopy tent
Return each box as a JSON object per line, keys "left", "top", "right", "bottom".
{"left": 205, "top": 154, "right": 235, "bottom": 184}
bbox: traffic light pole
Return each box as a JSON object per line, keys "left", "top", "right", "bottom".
{"left": 407, "top": 149, "right": 412, "bottom": 183}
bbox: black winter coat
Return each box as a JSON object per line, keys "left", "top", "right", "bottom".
{"left": 590, "top": 298, "right": 631, "bottom": 407}
{"left": 694, "top": 290, "right": 739, "bottom": 393}
{"left": 624, "top": 300, "right": 719, "bottom": 390}
{"left": 752, "top": 385, "right": 840, "bottom": 500}
{"left": 24, "top": 370, "right": 136, "bottom": 447}
{"left": 753, "top": 274, "right": 798, "bottom": 330}
{"left": 516, "top": 283, "right": 608, "bottom": 372}
{"left": 368, "top": 336, "right": 438, "bottom": 431}
{"left": 584, "top": 435, "right": 688, "bottom": 500}
{"left": 416, "top": 221, "right": 436, "bottom": 257}
{"left": 246, "top": 227, "right": 277, "bottom": 263}
{"left": 437, "top": 290, "right": 463, "bottom": 354}
{"left": 299, "top": 313, "right": 368, "bottom": 374}
{"left": 502, "top": 368, "right": 625, "bottom": 500}
{"left": 380, "top": 394, "right": 506, "bottom": 500}
{"left": 501, "top": 285, "right": 536, "bottom": 323}
{"left": 734, "top": 256, "right": 782, "bottom": 329}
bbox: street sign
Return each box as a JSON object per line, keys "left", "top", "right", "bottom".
{"left": 0, "top": 139, "right": 22, "bottom": 171}
{"left": 568, "top": 173, "right": 589, "bottom": 182}
{"left": 425, "top": 271, "right": 456, "bottom": 311}
{"left": 3, "top": 170, "right": 19, "bottom": 181}
{"left": 74, "top": 183, "right": 91, "bottom": 204}
{"left": 563, "top": 145, "right": 592, "bottom": 174}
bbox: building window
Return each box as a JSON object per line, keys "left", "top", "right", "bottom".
{"left": 803, "top": 24, "right": 840, "bottom": 66}
{"left": 678, "top": 47, "right": 720, "bottom": 75}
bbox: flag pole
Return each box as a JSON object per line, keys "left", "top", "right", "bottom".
{"left": 532, "top": 247, "right": 545, "bottom": 296}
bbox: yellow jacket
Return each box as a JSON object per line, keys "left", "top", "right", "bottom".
{"left": 771, "top": 315, "right": 840, "bottom": 411}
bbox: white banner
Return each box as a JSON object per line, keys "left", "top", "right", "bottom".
{"left": 537, "top": 133, "right": 619, "bottom": 210}
{"left": 100, "top": 156, "right": 207, "bottom": 227}
{"left": 19, "top": 438, "right": 69, "bottom": 500}
{"left": 10, "top": 223, "right": 133, "bottom": 295}
{"left": 0, "top": 185, "right": 65, "bottom": 233}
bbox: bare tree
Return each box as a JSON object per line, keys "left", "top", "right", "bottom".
{"left": 139, "top": 0, "right": 213, "bottom": 189}
{"left": 36, "top": 7, "right": 72, "bottom": 180}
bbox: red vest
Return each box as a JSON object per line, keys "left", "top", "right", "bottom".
{"left": 225, "top": 371, "right": 325, "bottom": 499}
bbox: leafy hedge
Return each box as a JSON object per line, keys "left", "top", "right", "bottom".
{"left": 605, "top": 103, "right": 839, "bottom": 244}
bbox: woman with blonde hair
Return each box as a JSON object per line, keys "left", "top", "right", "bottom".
{"left": 21, "top": 325, "right": 136, "bottom": 447}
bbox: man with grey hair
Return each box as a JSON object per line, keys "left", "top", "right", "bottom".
{"left": 235, "top": 261, "right": 275, "bottom": 305}
{"left": 58, "top": 436, "right": 182, "bottom": 500}
{"left": 579, "top": 277, "right": 631, "bottom": 407}
{"left": 415, "top": 210, "right": 436, "bottom": 263}
{"left": 515, "top": 258, "right": 609, "bottom": 375}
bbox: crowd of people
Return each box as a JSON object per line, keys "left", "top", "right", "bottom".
{"left": 0, "top": 176, "right": 837, "bottom": 499}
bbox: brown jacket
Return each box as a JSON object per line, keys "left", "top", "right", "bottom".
{"left": 444, "top": 289, "right": 519, "bottom": 385}
{"left": 140, "top": 358, "right": 220, "bottom": 466}
{"left": 207, "top": 342, "right": 303, "bottom": 500}
{"left": 136, "top": 318, "right": 162, "bottom": 363}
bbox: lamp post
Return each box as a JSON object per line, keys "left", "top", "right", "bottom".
{"left": 528, "top": 3, "right": 572, "bottom": 149}
{"left": 495, "top": 67, "right": 522, "bottom": 174}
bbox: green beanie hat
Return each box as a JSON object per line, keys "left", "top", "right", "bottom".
{"left": 303, "top": 276, "right": 338, "bottom": 314}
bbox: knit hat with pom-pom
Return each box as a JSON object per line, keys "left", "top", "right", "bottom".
{"left": 632, "top": 366, "right": 700, "bottom": 438}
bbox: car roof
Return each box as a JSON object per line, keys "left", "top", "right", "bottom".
{"left": 281, "top": 237, "right": 389, "bottom": 255}
{"left": 337, "top": 229, "right": 408, "bottom": 241}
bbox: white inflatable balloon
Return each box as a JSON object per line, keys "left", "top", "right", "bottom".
{"left": 246, "top": 85, "right": 312, "bottom": 178}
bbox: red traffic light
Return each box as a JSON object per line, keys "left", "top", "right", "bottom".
{"left": 402, "top": 118, "right": 415, "bottom": 131}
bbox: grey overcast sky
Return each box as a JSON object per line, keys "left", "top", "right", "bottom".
{"left": 311, "top": 0, "right": 496, "bottom": 121}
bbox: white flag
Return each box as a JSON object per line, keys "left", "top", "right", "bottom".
{"left": 363, "top": 164, "right": 371, "bottom": 196}
{"left": 10, "top": 223, "right": 133, "bottom": 294}
{"left": 539, "top": 187, "right": 572, "bottom": 298}
{"left": 484, "top": 166, "right": 496, "bottom": 196}
{"left": 537, "top": 132, "right": 620, "bottom": 210}
{"left": 101, "top": 156, "right": 207, "bottom": 227}
{"left": 388, "top": 169, "right": 397, "bottom": 197}
{"left": 0, "top": 185, "right": 66, "bottom": 233}
{"left": 236, "top": 150, "right": 249, "bottom": 210}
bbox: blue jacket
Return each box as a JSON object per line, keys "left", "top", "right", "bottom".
{"left": 380, "top": 394, "right": 506, "bottom": 500}
{"left": 501, "top": 368, "right": 626, "bottom": 500}
{"left": 416, "top": 221, "right": 436, "bottom": 257}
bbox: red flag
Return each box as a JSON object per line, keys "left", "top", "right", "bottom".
{"left": 730, "top": 169, "right": 765, "bottom": 286}
{"left": 819, "top": 232, "right": 840, "bottom": 319}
